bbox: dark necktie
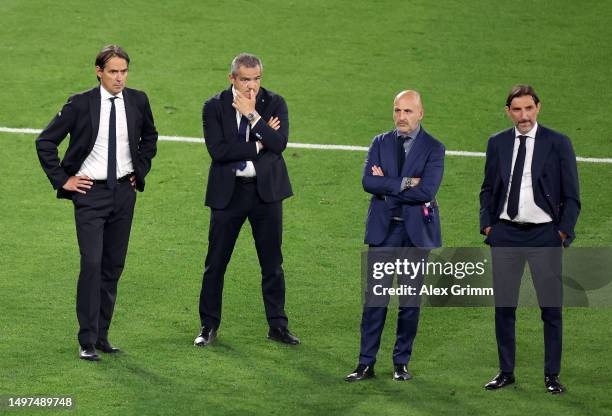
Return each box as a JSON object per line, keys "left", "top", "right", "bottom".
{"left": 107, "top": 97, "right": 118, "bottom": 190}
{"left": 507, "top": 135, "right": 528, "bottom": 219}
{"left": 237, "top": 115, "right": 249, "bottom": 171}
{"left": 397, "top": 135, "right": 412, "bottom": 173}
{"left": 390, "top": 135, "right": 411, "bottom": 218}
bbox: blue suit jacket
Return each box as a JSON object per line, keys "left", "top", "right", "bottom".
{"left": 363, "top": 128, "right": 445, "bottom": 247}
{"left": 479, "top": 125, "right": 580, "bottom": 246}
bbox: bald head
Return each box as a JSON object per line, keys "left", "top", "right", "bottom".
{"left": 394, "top": 90, "right": 422, "bottom": 108}
{"left": 393, "top": 90, "right": 424, "bottom": 134}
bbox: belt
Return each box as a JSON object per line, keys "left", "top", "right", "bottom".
{"left": 236, "top": 176, "right": 257, "bottom": 184}
{"left": 499, "top": 219, "right": 551, "bottom": 230}
{"left": 92, "top": 173, "right": 133, "bottom": 185}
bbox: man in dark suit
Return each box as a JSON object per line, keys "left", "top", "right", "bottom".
{"left": 480, "top": 85, "right": 580, "bottom": 394}
{"left": 35, "top": 45, "right": 158, "bottom": 361}
{"left": 345, "top": 90, "right": 445, "bottom": 382}
{"left": 194, "top": 53, "right": 299, "bottom": 347}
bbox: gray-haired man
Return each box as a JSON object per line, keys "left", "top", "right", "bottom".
{"left": 194, "top": 53, "right": 299, "bottom": 347}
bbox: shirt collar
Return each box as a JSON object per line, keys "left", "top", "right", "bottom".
{"left": 100, "top": 85, "right": 123, "bottom": 101}
{"left": 397, "top": 124, "right": 420, "bottom": 140}
{"left": 514, "top": 122, "right": 538, "bottom": 139}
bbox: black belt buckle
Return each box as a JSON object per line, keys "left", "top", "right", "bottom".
{"left": 92, "top": 173, "right": 133, "bottom": 185}
{"left": 117, "top": 173, "right": 133, "bottom": 183}
{"left": 500, "top": 219, "right": 540, "bottom": 229}
{"left": 237, "top": 176, "right": 256, "bottom": 184}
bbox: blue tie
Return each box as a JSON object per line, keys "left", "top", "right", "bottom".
{"left": 237, "top": 116, "right": 249, "bottom": 171}
{"left": 107, "top": 97, "right": 118, "bottom": 190}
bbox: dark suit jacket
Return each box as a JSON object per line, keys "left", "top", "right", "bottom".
{"left": 362, "top": 128, "right": 445, "bottom": 248}
{"left": 479, "top": 125, "right": 580, "bottom": 246}
{"left": 36, "top": 86, "right": 158, "bottom": 199}
{"left": 202, "top": 86, "right": 292, "bottom": 209}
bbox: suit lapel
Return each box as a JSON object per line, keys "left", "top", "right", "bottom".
{"left": 499, "top": 129, "right": 515, "bottom": 185}
{"left": 400, "top": 128, "right": 429, "bottom": 176}
{"left": 122, "top": 88, "right": 138, "bottom": 150}
{"left": 222, "top": 86, "right": 238, "bottom": 139}
{"left": 88, "top": 87, "right": 101, "bottom": 153}
{"left": 255, "top": 88, "right": 267, "bottom": 117}
{"left": 531, "top": 125, "right": 551, "bottom": 181}
{"left": 382, "top": 130, "right": 400, "bottom": 176}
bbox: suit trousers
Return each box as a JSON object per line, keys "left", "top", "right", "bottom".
{"left": 73, "top": 180, "right": 136, "bottom": 346}
{"left": 359, "top": 221, "right": 426, "bottom": 366}
{"left": 489, "top": 221, "right": 563, "bottom": 375}
{"left": 199, "top": 180, "right": 288, "bottom": 329}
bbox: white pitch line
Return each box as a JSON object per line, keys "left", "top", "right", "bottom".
{"left": 2, "top": 126, "right": 611, "bottom": 164}
{"left": 0, "top": 127, "right": 43, "bottom": 134}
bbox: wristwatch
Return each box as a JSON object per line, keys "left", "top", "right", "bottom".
{"left": 401, "top": 177, "right": 414, "bottom": 191}
{"left": 246, "top": 111, "right": 259, "bottom": 122}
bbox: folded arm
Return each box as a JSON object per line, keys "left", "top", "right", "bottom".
{"left": 203, "top": 99, "right": 258, "bottom": 163}
{"left": 250, "top": 97, "right": 289, "bottom": 155}
{"left": 362, "top": 139, "right": 445, "bottom": 203}
{"left": 389, "top": 144, "right": 445, "bottom": 203}
{"left": 362, "top": 137, "right": 403, "bottom": 195}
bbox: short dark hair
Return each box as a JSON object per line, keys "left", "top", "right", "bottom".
{"left": 95, "top": 45, "right": 130, "bottom": 81}
{"left": 506, "top": 84, "right": 540, "bottom": 107}
{"left": 230, "top": 53, "right": 263, "bottom": 76}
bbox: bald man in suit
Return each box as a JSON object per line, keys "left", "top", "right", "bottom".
{"left": 345, "top": 90, "right": 445, "bottom": 382}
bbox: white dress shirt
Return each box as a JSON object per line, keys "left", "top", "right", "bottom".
{"left": 500, "top": 122, "right": 553, "bottom": 223}
{"left": 77, "top": 86, "right": 133, "bottom": 179}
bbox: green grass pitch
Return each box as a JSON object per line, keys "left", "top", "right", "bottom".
{"left": 1, "top": 1, "right": 611, "bottom": 415}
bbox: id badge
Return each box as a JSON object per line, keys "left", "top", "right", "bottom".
{"left": 423, "top": 202, "right": 434, "bottom": 224}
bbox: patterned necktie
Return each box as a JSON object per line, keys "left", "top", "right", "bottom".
{"left": 507, "top": 135, "right": 528, "bottom": 219}
{"left": 107, "top": 97, "right": 118, "bottom": 190}
{"left": 237, "top": 115, "right": 249, "bottom": 171}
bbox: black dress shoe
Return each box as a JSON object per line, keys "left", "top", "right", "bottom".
{"left": 267, "top": 327, "right": 300, "bottom": 345}
{"left": 345, "top": 364, "right": 375, "bottom": 382}
{"left": 95, "top": 339, "right": 121, "bottom": 353}
{"left": 194, "top": 326, "right": 217, "bottom": 347}
{"left": 484, "top": 372, "right": 515, "bottom": 390}
{"left": 545, "top": 375, "right": 565, "bottom": 394}
{"left": 393, "top": 364, "right": 412, "bottom": 381}
{"left": 79, "top": 345, "right": 100, "bottom": 361}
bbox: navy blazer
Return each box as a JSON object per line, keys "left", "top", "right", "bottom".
{"left": 202, "top": 86, "right": 292, "bottom": 209}
{"left": 36, "top": 86, "right": 158, "bottom": 199}
{"left": 362, "top": 128, "right": 445, "bottom": 247}
{"left": 479, "top": 125, "right": 580, "bottom": 246}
